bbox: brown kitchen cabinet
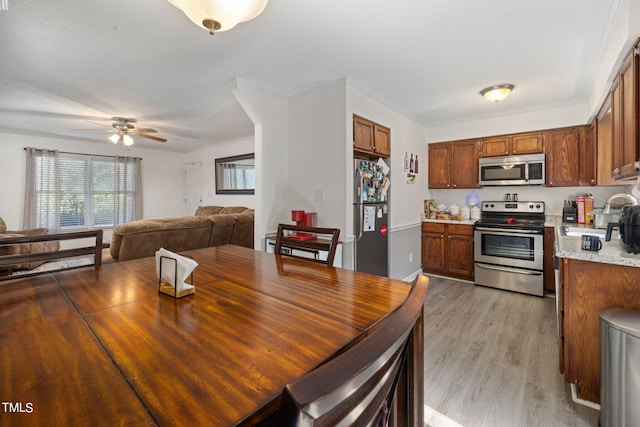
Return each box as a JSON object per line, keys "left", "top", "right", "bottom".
{"left": 353, "top": 115, "right": 391, "bottom": 158}
{"left": 544, "top": 126, "right": 594, "bottom": 187}
{"left": 421, "top": 222, "right": 474, "bottom": 280}
{"left": 558, "top": 258, "right": 640, "bottom": 404}
{"left": 480, "top": 131, "right": 544, "bottom": 157}
{"left": 428, "top": 139, "right": 479, "bottom": 189}
{"left": 611, "top": 41, "right": 639, "bottom": 180}
{"left": 596, "top": 94, "right": 619, "bottom": 185}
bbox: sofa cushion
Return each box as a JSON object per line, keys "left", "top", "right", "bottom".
{"left": 219, "top": 206, "right": 249, "bottom": 214}
{"left": 229, "top": 212, "right": 254, "bottom": 248}
{"left": 194, "top": 206, "right": 224, "bottom": 216}
{"left": 111, "top": 216, "right": 212, "bottom": 261}
{"left": 207, "top": 214, "right": 236, "bottom": 246}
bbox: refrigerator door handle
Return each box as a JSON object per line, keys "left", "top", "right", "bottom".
{"left": 354, "top": 166, "right": 362, "bottom": 202}
{"left": 357, "top": 204, "right": 363, "bottom": 241}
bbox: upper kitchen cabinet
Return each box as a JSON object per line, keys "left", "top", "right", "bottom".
{"left": 611, "top": 40, "right": 640, "bottom": 180}
{"left": 545, "top": 126, "right": 595, "bottom": 187}
{"left": 480, "top": 132, "right": 544, "bottom": 157}
{"left": 596, "top": 95, "right": 619, "bottom": 185}
{"left": 353, "top": 115, "right": 391, "bottom": 158}
{"left": 428, "top": 139, "right": 479, "bottom": 189}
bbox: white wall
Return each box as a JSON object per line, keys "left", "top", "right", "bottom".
{"left": 184, "top": 136, "right": 255, "bottom": 210}
{"left": 233, "top": 82, "right": 289, "bottom": 249}
{"left": 288, "top": 82, "right": 347, "bottom": 230}
{"left": 0, "top": 132, "right": 185, "bottom": 242}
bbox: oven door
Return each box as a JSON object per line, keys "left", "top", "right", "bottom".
{"left": 474, "top": 227, "right": 543, "bottom": 270}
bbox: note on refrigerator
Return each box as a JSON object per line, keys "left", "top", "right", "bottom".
{"left": 377, "top": 158, "right": 390, "bottom": 175}
{"left": 364, "top": 206, "right": 376, "bottom": 232}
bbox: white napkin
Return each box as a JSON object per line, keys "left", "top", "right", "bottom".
{"left": 155, "top": 247, "right": 198, "bottom": 291}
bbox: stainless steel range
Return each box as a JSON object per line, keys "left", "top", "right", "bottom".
{"left": 474, "top": 201, "right": 545, "bottom": 296}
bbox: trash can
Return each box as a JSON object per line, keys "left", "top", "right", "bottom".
{"left": 600, "top": 307, "right": 640, "bottom": 427}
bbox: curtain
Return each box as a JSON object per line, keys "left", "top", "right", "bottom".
{"left": 23, "top": 147, "right": 60, "bottom": 231}
{"left": 113, "top": 155, "right": 142, "bottom": 224}
{"left": 222, "top": 163, "right": 239, "bottom": 189}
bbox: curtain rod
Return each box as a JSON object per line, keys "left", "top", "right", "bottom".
{"left": 24, "top": 147, "right": 142, "bottom": 160}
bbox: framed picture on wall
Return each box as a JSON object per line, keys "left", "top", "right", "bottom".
{"left": 214, "top": 153, "right": 255, "bottom": 195}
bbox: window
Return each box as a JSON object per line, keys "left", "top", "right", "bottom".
{"left": 26, "top": 149, "right": 141, "bottom": 229}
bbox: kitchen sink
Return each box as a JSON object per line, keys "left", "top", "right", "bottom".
{"left": 561, "top": 225, "right": 608, "bottom": 237}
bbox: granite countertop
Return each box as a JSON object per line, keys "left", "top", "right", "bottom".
{"left": 551, "top": 218, "right": 640, "bottom": 268}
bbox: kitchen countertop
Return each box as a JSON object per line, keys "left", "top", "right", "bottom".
{"left": 422, "top": 218, "right": 477, "bottom": 226}
{"left": 550, "top": 216, "right": 640, "bottom": 268}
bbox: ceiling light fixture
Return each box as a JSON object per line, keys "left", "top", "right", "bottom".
{"left": 109, "top": 132, "right": 134, "bottom": 147}
{"left": 1, "top": 0, "right": 8, "bottom": 11}
{"left": 167, "top": 0, "right": 268, "bottom": 35}
{"left": 480, "top": 84, "right": 515, "bottom": 103}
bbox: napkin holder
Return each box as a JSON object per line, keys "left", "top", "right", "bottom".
{"left": 158, "top": 254, "right": 195, "bottom": 298}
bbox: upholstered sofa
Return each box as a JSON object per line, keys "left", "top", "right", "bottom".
{"left": 105, "top": 206, "right": 254, "bottom": 263}
{"left": 0, "top": 217, "right": 60, "bottom": 270}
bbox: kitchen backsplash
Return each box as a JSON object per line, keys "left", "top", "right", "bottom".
{"left": 429, "top": 185, "right": 630, "bottom": 215}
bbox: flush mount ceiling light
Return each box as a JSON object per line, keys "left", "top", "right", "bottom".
{"left": 167, "top": 0, "right": 268, "bottom": 35}
{"left": 109, "top": 132, "right": 134, "bottom": 147}
{"left": 480, "top": 84, "right": 515, "bottom": 103}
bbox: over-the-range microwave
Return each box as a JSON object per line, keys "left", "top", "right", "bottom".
{"left": 478, "top": 153, "right": 545, "bottom": 186}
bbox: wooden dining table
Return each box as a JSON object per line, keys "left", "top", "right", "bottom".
{"left": 0, "top": 245, "right": 418, "bottom": 426}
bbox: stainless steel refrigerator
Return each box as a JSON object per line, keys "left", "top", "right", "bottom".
{"left": 354, "top": 159, "right": 389, "bottom": 276}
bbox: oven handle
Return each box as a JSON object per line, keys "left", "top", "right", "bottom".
{"left": 475, "top": 263, "right": 543, "bottom": 276}
{"left": 474, "top": 227, "right": 543, "bottom": 235}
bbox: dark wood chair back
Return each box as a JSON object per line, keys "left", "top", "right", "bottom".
{"left": 276, "top": 274, "right": 429, "bottom": 426}
{"left": 274, "top": 224, "right": 340, "bottom": 267}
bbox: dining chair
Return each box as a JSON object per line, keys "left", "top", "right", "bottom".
{"left": 274, "top": 224, "right": 340, "bottom": 267}
{"left": 275, "top": 274, "right": 429, "bottom": 427}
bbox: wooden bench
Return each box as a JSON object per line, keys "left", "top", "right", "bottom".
{"left": 0, "top": 230, "right": 103, "bottom": 280}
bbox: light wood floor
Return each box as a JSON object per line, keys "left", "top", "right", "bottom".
{"left": 422, "top": 276, "right": 600, "bottom": 427}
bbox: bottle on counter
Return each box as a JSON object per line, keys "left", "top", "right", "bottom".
{"left": 414, "top": 155, "right": 419, "bottom": 174}
{"left": 404, "top": 152, "right": 409, "bottom": 172}
{"left": 577, "top": 196, "right": 586, "bottom": 224}
{"left": 409, "top": 154, "right": 414, "bottom": 173}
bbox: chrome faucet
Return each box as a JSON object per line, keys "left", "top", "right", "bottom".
{"left": 602, "top": 193, "right": 640, "bottom": 214}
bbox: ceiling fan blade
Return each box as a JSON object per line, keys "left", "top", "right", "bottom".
{"left": 85, "top": 120, "right": 112, "bottom": 127}
{"left": 136, "top": 132, "right": 167, "bottom": 142}
{"left": 135, "top": 128, "right": 158, "bottom": 133}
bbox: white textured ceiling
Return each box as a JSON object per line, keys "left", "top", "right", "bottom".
{"left": 0, "top": 0, "right": 617, "bottom": 152}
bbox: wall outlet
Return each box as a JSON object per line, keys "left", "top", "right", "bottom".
{"left": 409, "top": 252, "right": 413, "bottom": 262}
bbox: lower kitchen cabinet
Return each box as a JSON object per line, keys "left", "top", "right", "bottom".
{"left": 421, "top": 222, "right": 474, "bottom": 280}
{"left": 558, "top": 258, "right": 640, "bottom": 404}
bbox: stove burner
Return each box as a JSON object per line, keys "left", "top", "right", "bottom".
{"left": 475, "top": 200, "right": 546, "bottom": 231}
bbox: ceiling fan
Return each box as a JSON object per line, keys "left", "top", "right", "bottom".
{"left": 79, "top": 117, "right": 167, "bottom": 146}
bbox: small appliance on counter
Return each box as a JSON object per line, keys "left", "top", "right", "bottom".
{"left": 563, "top": 200, "right": 577, "bottom": 223}
{"left": 290, "top": 210, "right": 317, "bottom": 240}
{"left": 605, "top": 205, "right": 640, "bottom": 253}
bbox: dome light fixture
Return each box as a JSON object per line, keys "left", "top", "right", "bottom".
{"left": 480, "top": 84, "right": 514, "bottom": 103}
{"left": 167, "top": 0, "right": 269, "bottom": 35}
